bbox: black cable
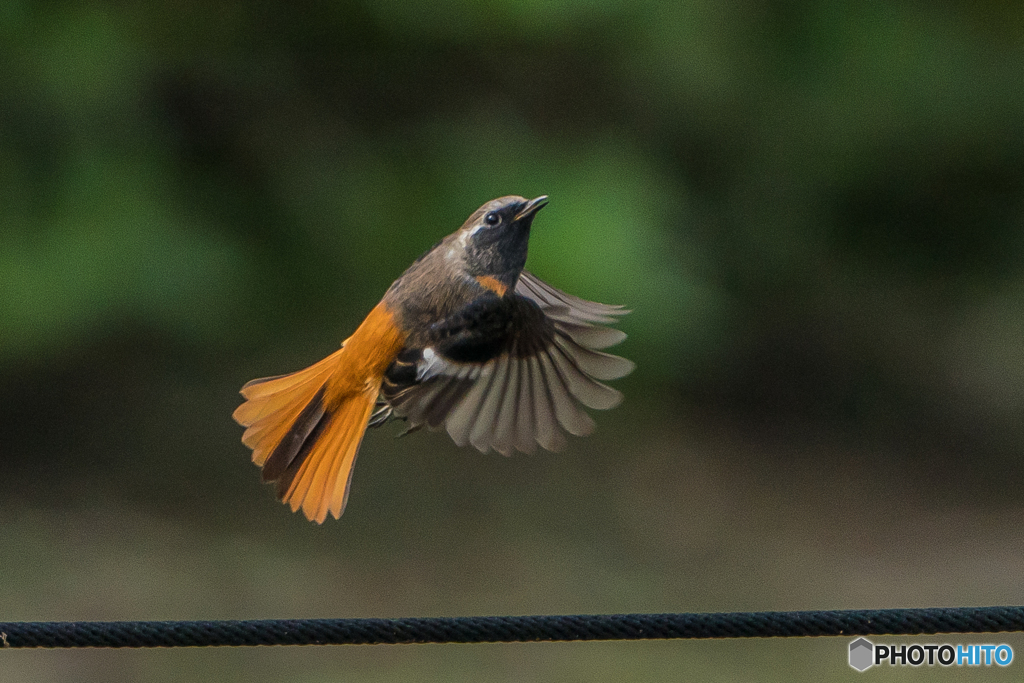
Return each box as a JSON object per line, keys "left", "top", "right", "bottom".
{"left": 2, "top": 606, "right": 1023, "bottom": 648}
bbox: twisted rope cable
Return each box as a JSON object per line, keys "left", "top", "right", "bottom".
{"left": 2, "top": 606, "right": 1023, "bottom": 648}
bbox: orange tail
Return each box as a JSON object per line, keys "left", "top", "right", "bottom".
{"left": 233, "top": 302, "right": 407, "bottom": 523}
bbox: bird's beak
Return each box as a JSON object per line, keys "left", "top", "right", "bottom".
{"left": 515, "top": 195, "right": 549, "bottom": 221}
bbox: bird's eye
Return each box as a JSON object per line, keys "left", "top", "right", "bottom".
{"left": 484, "top": 211, "right": 500, "bottom": 226}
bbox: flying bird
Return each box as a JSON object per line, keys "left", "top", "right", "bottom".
{"left": 233, "top": 196, "right": 633, "bottom": 523}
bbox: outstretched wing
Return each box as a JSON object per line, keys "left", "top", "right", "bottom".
{"left": 379, "top": 271, "right": 633, "bottom": 455}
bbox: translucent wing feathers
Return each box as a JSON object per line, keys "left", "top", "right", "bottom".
{"left": 380, "top": 272, "right": 633, "bottom": 455}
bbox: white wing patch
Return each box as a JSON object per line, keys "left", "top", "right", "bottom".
{"left": 416, "top": 347, "right": 445, "bottom": 381}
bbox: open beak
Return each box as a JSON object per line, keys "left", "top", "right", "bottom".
{"left": 515, "top": 195, "right": 549, "bottom": 221}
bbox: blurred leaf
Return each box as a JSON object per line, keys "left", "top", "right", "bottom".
{"left": 0, "top": 148, "right": 246, "bottom": 365}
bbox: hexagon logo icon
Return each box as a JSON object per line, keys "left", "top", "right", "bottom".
{"left": 849, "top": 637, "right": 874, "bottom": 671}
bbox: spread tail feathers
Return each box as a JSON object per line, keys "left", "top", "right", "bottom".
{"left": 232, "top": 349, "right": 378, "bottom": 523}
{"left": 233, "top": 303, "right": 408, "bottom": 523}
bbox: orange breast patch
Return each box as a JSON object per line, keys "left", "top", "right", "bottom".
{"left": 475, "top": 275, "right": 508, "bottom": 297}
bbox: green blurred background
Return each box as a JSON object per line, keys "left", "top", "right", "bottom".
{"left": 2, "top": 1, "right": 1024, "bottom": 680}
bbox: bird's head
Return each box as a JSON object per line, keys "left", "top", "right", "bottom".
{"left": 455, "top": 195, "right": 548, "bottom": 288}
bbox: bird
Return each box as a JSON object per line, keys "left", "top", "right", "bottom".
{"left": 233, "top": 195, "right": 633, "bottom": 523}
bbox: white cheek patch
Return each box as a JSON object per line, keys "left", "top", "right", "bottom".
{"left": 448, "top": 227, "right": 477, "bottom": 259}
